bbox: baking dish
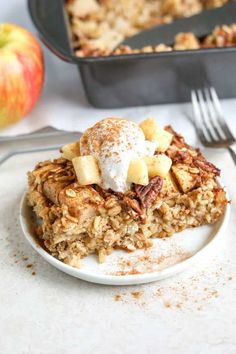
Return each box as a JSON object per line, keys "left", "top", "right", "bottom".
{"left": 28, "top": 0, "right": 236, "bottom": 108}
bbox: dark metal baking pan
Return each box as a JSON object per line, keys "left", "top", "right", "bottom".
{"left": 28, "top": 0, "right": 236, "bottom": 108}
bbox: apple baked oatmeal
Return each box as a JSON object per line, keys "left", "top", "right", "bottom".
{"left": 27, "top": 118, "right": 227, "bottom": 268}
{"left": 66, "top": 0, "right": 230, "bottom": 57}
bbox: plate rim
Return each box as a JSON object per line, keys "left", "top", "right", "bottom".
{"left": 19, "top": 178, "right": 230, "bottom": 285}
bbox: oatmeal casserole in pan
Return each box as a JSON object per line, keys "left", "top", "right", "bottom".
{"left": 27, "top": 118, "right": 227, "bottom": 268}
{"left": 66, "top": 0, "right": 235, "bottom": 57}
{"left": 28, "top": 0, "right": 236, "bottom": 106}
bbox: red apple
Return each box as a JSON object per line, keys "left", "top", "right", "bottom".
{"left": 0, "top": 23, "right": 44, "bottom": 129}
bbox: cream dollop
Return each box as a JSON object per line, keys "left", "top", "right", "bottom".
{"left": 80, "top": 118, "right": 157, "bottom": 192}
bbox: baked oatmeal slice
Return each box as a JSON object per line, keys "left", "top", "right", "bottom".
{"left": 27, "top": 118, "right": 227, "bottom": 267}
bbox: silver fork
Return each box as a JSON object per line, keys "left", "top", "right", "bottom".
{"left": 191, "top": 87, "right": 236, "bottom": 165}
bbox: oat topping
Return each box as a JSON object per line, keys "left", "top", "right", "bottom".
{"left": 66, "top": 0, "right": 231, "bottom": 57}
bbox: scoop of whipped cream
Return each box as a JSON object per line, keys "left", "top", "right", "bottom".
{"left": 80, "top": 118, "right": 157, "bottom": 193}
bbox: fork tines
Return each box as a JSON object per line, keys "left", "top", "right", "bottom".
{"left": 191, "top": 87, "right": 235, "bottom": 147}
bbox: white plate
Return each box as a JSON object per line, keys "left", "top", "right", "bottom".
{"left": 19, "top": 180, "right": 230, "bottom": 285}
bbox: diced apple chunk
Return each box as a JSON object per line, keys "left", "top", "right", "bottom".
{"left": 153, "top": 129, "right": 173, "bottom": 152}
{"left": 61, "top": 142, "right": 80, "bottom": 161}
{"left": 139, "top": 118, "right": 160, "bottom": 141}
{"left": 139, "top": 118, "right": 173, "bottom": 152}
{"left": 162, "top": 172, "right": 179, "bottom": 194}
{"left": 72, "top": 155, "right": 101, "bottom": 186}
{"left": 171, "top": 165, "right": 193, "bottom": 193}
{"left": 127, "top": 159, "right": 149, "bottom": 185}
{"left": 145, "top": 154, "right": 172, "bottom": 178}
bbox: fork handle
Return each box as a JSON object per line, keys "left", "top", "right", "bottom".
{"left": 228, "top": 145, "right": 236, "bottom": 166}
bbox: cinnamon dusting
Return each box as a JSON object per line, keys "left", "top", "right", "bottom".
{"left": 131, "top": 291, "right": 143, "bottom": 299}
{"left": 109, "top": 248, "right": 191, "bottom": 276}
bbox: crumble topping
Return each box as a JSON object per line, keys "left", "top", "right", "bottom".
{"left": 66, "top": 0, "right": 231, "bottom": 57}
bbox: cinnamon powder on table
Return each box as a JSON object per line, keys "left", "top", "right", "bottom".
{"left": 131, "top": 291, "right": 143, "bottom": 300}
{"left": 113, "top": 265, "right": 234, "bottom": 311}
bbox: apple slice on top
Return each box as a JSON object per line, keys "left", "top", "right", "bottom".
{"left": 139, "top": 118, "right": 173, "bottom": 152}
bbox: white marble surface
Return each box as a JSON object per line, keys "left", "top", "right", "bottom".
{"left": 1, "top": 149, "right": 236, "bottom": 354}
{"left": 1, "top": 1, "right": 236, "bottom": 354}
